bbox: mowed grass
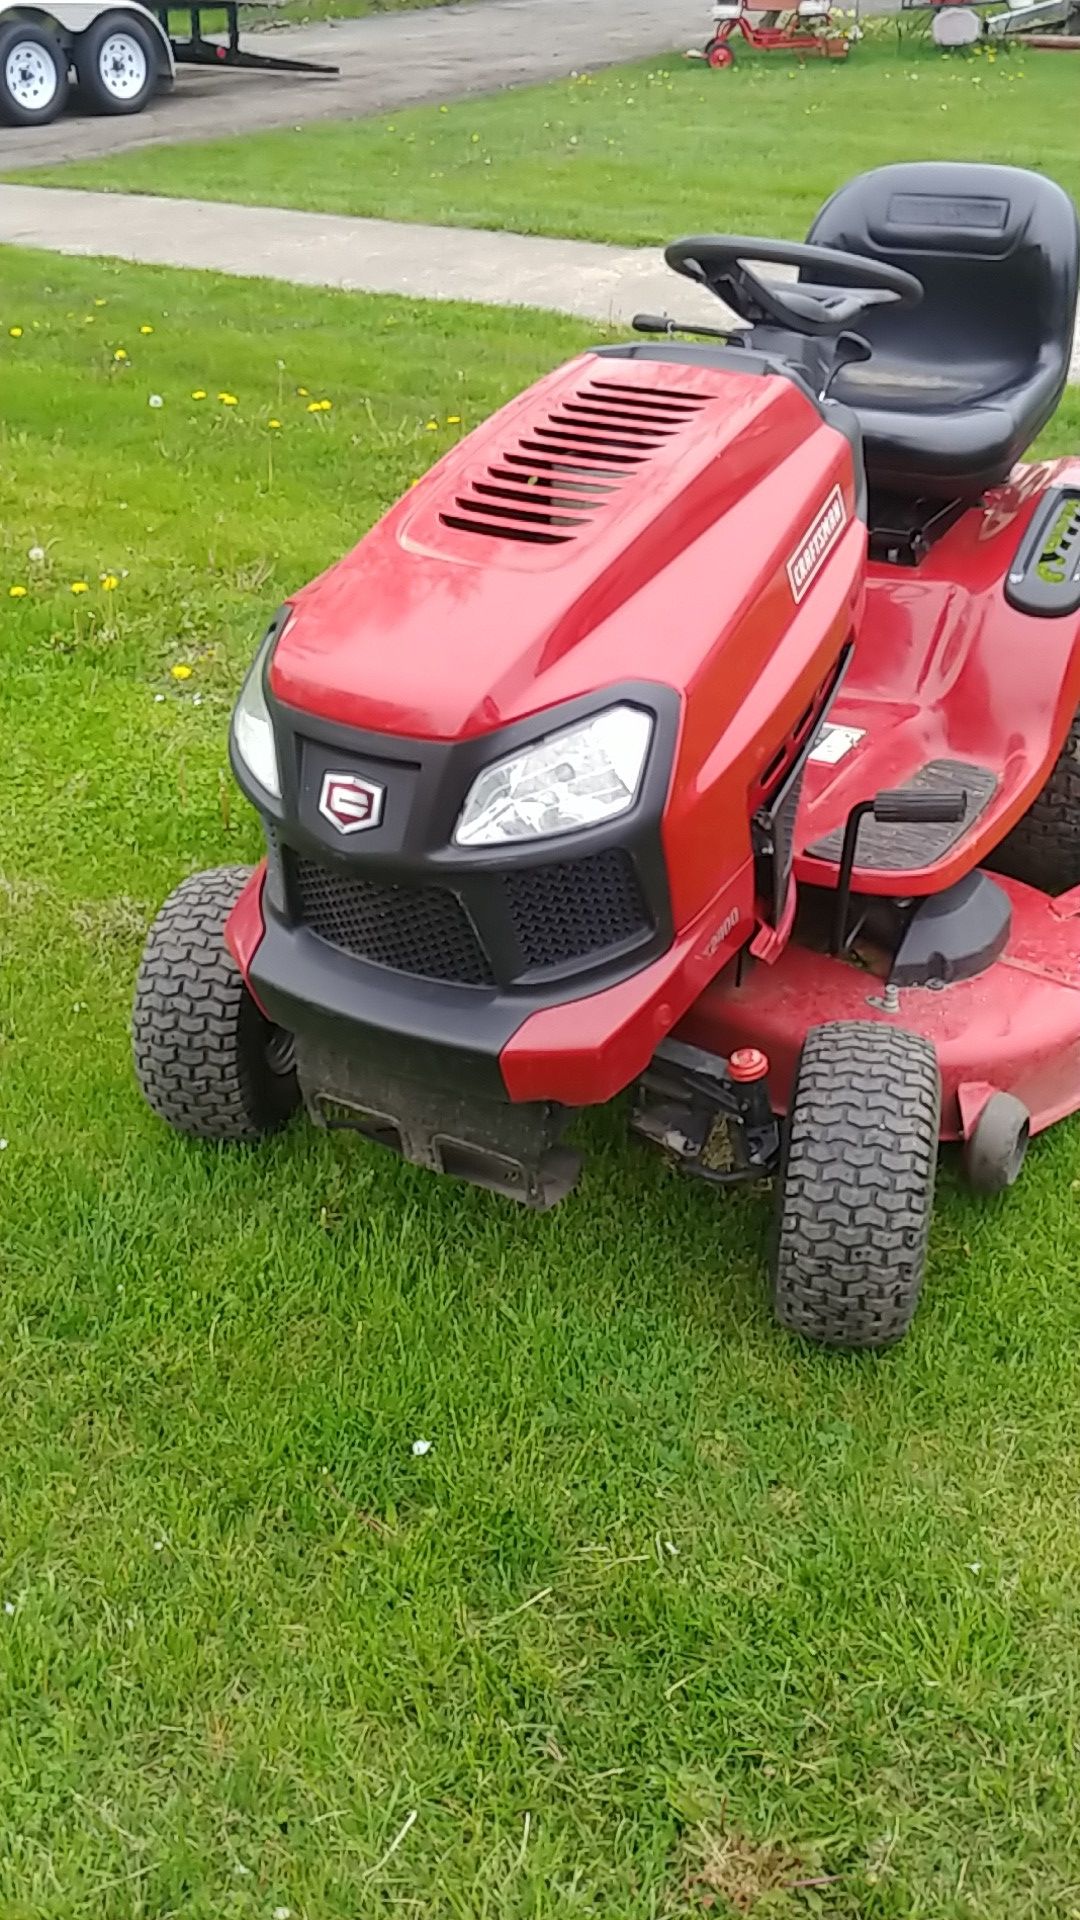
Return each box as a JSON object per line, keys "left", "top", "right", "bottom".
{"left": 13, "top": 37, "right": 1078, "bottom": 248}
{"left": 6, "top": 248, "right": 1080, "bottom": 1918}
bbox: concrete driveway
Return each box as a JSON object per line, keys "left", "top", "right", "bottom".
{"left": 0, "top": 0, "right": 707, "bottom": 171}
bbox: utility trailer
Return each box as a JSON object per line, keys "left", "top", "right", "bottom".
{"left": 0, "top": 0, "right": 336, "bottom": 126}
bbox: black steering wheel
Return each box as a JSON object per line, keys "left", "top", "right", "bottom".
{"left": 665, "top": 235, "right": 923, "bottom": 338}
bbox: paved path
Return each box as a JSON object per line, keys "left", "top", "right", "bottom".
{"left": 0, "top": 183, "right": 730, "bottom": 328}
{"left": 6, "top": 183, "right": 1080, "bottom": 384}
{"left": 0, "top": 0, "right": 706, "bottom": 172}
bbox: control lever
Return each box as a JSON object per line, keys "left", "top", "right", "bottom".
{"left": 632, "top": 311, "right": 743, "bottom": 345}
{"left": 830, "top": 787, "right": 968, "bottom": 957}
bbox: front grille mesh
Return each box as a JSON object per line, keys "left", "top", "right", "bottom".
{"left": 291, "top": 857, "right": 495, "bottom": 987}
{"left": 504, "top": 849, "right": 651, "bottom": 971}
{"left": 289, "top": 846, "right": 653, "bottom": 986}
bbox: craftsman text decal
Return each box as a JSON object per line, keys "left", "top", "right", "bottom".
{"left": 787, "top": 485, "right": 847, "bottom": 603}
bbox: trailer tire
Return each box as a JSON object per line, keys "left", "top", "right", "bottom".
{"left": 76, "top": 14, "right": 158, "bottom": 115}
{"left": 771, "top": 1022, "right": 940, "bottom": 1351}
{"left": 0, "top": 22, "right": 69, "bottom": 126}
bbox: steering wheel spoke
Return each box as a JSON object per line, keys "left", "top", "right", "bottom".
{"left": 665, "top": 235, "right": 923, "bottom": 339}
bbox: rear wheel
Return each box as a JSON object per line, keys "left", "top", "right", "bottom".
{"left": 992, "top": 708, "right": 1080, "bottom": 894}
{"left": 0, "top": 22, "right": 68, "bottom": 126}
{"left": 771, "top": 1022, "right": 941, "bottom": 1351}
{"left": 706, "top": 37, "right": 735, "bottom": 66}
{"left": 75, "top": 14, "right": 158, "bottom": 115}
{"left": 132, "top": 866, "right": 299, "bottom": 1142}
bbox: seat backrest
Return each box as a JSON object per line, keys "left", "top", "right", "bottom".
{"left": 805, "top": 162, "right": 1079, "bottom": 385}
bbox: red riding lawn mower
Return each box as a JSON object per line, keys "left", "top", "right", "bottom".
{"left": 134, "top": 162, "right": 1080, "bottom": 1351}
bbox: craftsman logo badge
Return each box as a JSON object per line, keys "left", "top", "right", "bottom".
{"left": 787, "top": 485, "right": 847, "bottom": 603}
{"left": 318, "top": 771, "right": 385, "bottom": 835}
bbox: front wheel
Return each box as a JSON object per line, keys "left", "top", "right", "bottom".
{"left": 132, "top": 866, "right": 299, "bottom": 1142}
{"left": 75, "top": 14, "right": 158, "bottom": 115}
{"left": 0, "top": 22, "right": 69, "bottom": 127}
{"left": 705, "top": 37, "right": 735, "bottom": 67}
{"left": 771, "top": 1022, "right": 941, "bottom": 1351}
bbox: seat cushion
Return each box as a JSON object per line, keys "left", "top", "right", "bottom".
{"left": 806, "top": 162, "right": 1080, "bottom": 498}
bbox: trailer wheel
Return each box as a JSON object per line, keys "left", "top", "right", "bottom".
{"left": 0, "top": 22, "right": 69, "bottom": 126}
{"left": 771, "top": 1022, "right": 941, "bottom": 1351}
{"left": 76, "top": 14, "right": 158, "bottom": 115}
{"left": 132, "top": 866, "right": 299, "bottom": 1142}
{"left": 992, "top": 707, "right": 1080, "bottom": 895}
{"left": 705, "top": 37, "right": 735, "bottom": 66}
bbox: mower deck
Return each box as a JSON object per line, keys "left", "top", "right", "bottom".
{"left": 679, "top": 874, "right": 1080, "bottom": 1140}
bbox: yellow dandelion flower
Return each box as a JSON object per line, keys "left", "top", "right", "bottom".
{"left": 447, "top": 414, "right": 462, "bottom": 425}
{"left": 317, "top": 399, "right": 332, "bottom": 411}
{"left": 297, "top": 386, "right": 309, "bottom": 397}
{"left": 8, "top": 326, "right": 22, "bottom": 339}
{"left": 70, "top": 581, "right": 89, "bottom": 595}
{"left": 170, "top": 663, "right": 193, "bottom": 680}
{"left": 94, "top": 298, "right": 107, "bottom": 307}
{"left": 425, "top": 420, "right": 439, "bottom": 432}
{"left": 268, "top": 418, "right": 282, "bottom": 429}
{"left": 139, "top": 324, "right": 154, "bottom": 335}
{"left": 306, "top": 400, "right": 321, "bottom": 413}
{"left": 218, "top": 392, "right": 238, "bottom": 406}
{"left": 114, "top": 348, "right": 128, "bottom": 362}
{"left": 100, "top": 574, "right": 119, "bottom": 591}
{"left": 191, "top": 389, "right": 207, "bottom": 400}
{"left": 8, "top": 585, "right": 27, "bottom": 598}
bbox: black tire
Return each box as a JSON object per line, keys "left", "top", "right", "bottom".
{"left": 963, "top": 1091, "right": 1029, "bottom": 1195}
{"left": 992, "top": 707, "right": 1080, "bottom": 895}
{"left": 132, "top": 866, "right": 299, "bottom": 1142}
{"left": 75, "top": 14, "right": 158, "bottom": 116}
{"left": 771, "top": 1022, "right": 941, "bottom": 1351}
{"left": 0, "top": 22, "right": 69, "bottom": 127}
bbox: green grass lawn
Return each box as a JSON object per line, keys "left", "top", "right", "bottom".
{"left": 12, "top": 38, "right": 1077, "bottom": 248}
{"left": 7, "top": 248, "right": 1080, "bottom": 1919}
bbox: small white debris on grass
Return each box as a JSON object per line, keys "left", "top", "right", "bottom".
{"left": 0, "top": 1140, "right": 8, "bottom": 1151}
{"left": 153, "top": 1539, "right": 165, "bottom": 1552}
{"left": 148, "top": 394, "right": 164, "bottom": 409}
{"left": 273, "top": 1907, "right": 292, "bottom": 1918}
{"left": 232, "top": 1862, "right": 252, "bottom": 1878}
{"left": 27, "top": 545, "right": 44, "bottom": 562}
{"left": 664, "top": 1540, "right": 679, "bottom": 1557}
{"left": 967, "top": 1562, "right": 983, "bottom": 1574}
{"left": 154, "top": 693, "right": 165, "bottom": 703}
{"left": 411, "top": 1438, "right": 432, "bottom": 1457}
{"left": 4, "top": 1602, "right": 15, "bottom": 1617}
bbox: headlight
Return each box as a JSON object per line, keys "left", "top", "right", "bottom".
{"left": 231, "top": 622, "right": 284, "bottom": 799}
{"left": 454, "top": 704, "right": 653, "bottom": 847}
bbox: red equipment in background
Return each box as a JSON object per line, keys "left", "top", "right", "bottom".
{"left": 702, "top": 0, "right": 852, "bottom": 66}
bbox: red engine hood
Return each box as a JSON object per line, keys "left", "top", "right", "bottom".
{"left": 270, "top": 350, "right": 849, "bottom": 740}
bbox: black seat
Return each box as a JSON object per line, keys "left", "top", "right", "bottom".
{"left": 804, "top": 162, "right": 1079, "bottom": 499}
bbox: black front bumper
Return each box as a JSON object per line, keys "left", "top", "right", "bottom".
{"left": 238, "top": 674, "right": 680, "bottom": 1203}
{"left": 249, "top": 902, "right": 580, "bottom": 1207}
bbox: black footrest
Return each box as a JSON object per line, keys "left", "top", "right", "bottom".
{"left": 807, "top": 759, "right": 997, "bottom": 870}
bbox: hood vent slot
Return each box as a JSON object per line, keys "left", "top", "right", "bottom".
{"left": 440, "top": 380, "right": 708, "bottom": 546}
